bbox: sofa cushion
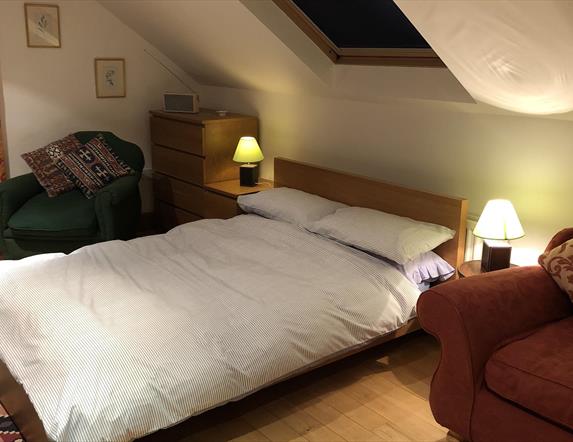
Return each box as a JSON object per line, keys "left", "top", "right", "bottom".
{"left": 485, "top": 316, "right": 573, "bottom": 430}
{"left": 544, "top": 228, "right": 573, "bottom": 253}
{"left": 21, "top": 134, "right": 82, "bottom": 197}
{"left": 539, "top": 238, "right": 573, "bottom": 303}
{"left": 7, "top": 190, "right": 98, "bottom": 239}
{"left": 55, "top": 134, "right": 132, "bottom": 199}
{"left": 74, "top": 131, "right": 144, "bottom": 173}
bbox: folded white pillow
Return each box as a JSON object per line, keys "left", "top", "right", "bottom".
{"left": 237, "top": 187, "right": 347, "bottom": 227}
{"left": 308, "top": 206, "right": 455, "bottom": 265}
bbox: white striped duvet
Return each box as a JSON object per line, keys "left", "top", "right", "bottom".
{"left": 0, "top": 214, "right": 420, "bottom": 441}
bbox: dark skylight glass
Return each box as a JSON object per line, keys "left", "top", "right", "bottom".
{"left": 291, "top": 0, "right": 430, "bottom": 49}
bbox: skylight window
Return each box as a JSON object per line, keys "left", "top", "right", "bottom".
{"left": 273, "top": 0, "right": 443, "bottom": 67}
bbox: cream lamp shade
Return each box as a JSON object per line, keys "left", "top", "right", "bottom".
{"left": 233, "top": 136, "right": 264, "bottom": 163}
{"left": 473, "top": 199, "right": 524, "bottom": 241}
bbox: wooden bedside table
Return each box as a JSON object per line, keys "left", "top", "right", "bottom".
{"left": 204, "top": 179, "right": 274, "bottom": 199}
{"left": 459, "top": 260, "right": 517, "bottom": 278}
{"left": 204, "top": 179, "right": 274, "bottom": 218}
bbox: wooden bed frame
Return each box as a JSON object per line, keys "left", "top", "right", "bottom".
{"left": 274, "top": 157, "right": 468, "bottom": 269}
{"left": 142, "top": 158, "right": 468, "bottom": 440}
{"left": 1, "top": 158, "right": 468, "bottom": 442}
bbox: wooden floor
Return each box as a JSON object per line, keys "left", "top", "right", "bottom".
{"left": 144, "top": 332, "right": 448, "bottom": 442}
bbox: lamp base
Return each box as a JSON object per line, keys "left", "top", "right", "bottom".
{"left": 239, "top": 163, "right": 258, "bottom": 186}
{"left": 481, "top": 239, "right": 512, "bottom": 272}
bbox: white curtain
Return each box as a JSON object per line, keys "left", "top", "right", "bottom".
{"left": 395, "top": 0, "right": 573, "bottom": 115}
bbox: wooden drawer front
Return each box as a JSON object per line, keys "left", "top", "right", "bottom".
{"left": 154, "top": 173, "right": 205, "bottom": 216}
{"left": 203, "top": 191, "right": 241, "bottom": 220}
{"left": 150, "top": 116, "right": 203, "bottom": 155}
{"left": 152, "top": 145, "right": 204, "bottom": 185}
{"left": 156, "top": 201, "right": 201, "bottom": 231}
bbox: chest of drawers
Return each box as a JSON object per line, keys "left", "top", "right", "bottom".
{"left": 150, "top": 109, "right": 259, "bottom": 230}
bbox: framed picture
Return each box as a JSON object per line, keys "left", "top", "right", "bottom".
{"left": 94, "top": 58, "right": 126, "bottom": 98}
{"left": 24, "top": 3, "right": 61, "bottom": 48}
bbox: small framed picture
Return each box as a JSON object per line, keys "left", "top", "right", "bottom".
{"left": 94, "top": 58, "right": 126, "bottom": 98}
{"left": 25, "top": 3, "right": 61, "bottom": 48}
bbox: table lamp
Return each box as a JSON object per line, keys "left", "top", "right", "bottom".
{"left": 473, "top": 199, "right": 524, "bottom": 271}
{"left": 233, "top": 136, "right": 264, "bottom": 186}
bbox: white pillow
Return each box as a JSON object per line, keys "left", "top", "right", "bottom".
{"left": 308, "top": 206, "right": 455, "bottom": 265}
{"left": 237, "top": 187, "right": 347, "bottom": 227}
{"left": 397, "top": 251, "right": 455, "bottom": 285}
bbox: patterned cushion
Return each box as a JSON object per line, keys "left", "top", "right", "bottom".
{"left": 55, "top": 134, "right": 132, "bottom": 199}
{"left": 21, "top": 134, "right": 83, "bottom": 197}
{"left": 539, "top": 238, "right": 573, "bottom": 302}
{"left": 0, "top": 403, "right": 23, "bottom": 442}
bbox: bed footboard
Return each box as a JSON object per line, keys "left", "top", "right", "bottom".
{"left": 0, "top": 360, "right": 47, "bottom": 442}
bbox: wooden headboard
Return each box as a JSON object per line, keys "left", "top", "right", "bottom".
{"left": 274, "top": 157, "right": 468, "bottom": 268}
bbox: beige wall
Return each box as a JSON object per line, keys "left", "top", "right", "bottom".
{"left": 100, "top": 0, "right": 573, "bottom": 264}
{"left": 0, "top": 0, "right": 198, "bottom": 211}
{"left": 1, "top": 0, "right": 569, "bottom": 264}
{"left": 201, "top": 86, "right": 573, "bottom": 265}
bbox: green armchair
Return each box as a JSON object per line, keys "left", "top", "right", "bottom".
{"left": 0, "top": 131, "right": 144, "bottom": 259}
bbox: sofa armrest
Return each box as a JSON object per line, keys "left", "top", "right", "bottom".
{"left": 95, "top": 174, "right": 140, "bottom": 206}
{"left": 94, "top": 174, "right": 141, "bottom": 241}
{"left": 418, "top": 266, "right": 572, "bottom": 438}
{"left": 0, "top": 174, "right": 43, "bottom": 228}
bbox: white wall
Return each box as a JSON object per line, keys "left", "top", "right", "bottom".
{"left": 100, "top": 0, "right": 573, "bottom": 263}
{"left": 200, "top": 86, "right": 573, "bottom": 265}
{"left": 0, "top": 0, "right": 199, "bottom": 211}
{"left": 1, "top": 0, "right": 570, "bottom": 263}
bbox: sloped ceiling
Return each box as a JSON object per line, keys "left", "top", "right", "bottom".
{"left": 99, "top": 0, "right": 473, "bottom": 104}
{"left": 102, "top": 0, "right": 325, "bottom": 94}
{"left": 396, "top": 0, "right": 573, "bottom": 115}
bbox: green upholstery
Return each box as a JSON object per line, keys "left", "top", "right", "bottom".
{"left": 8, "top": 190, "right": 98, "bottom": 238}
{"left": 0, "top": 132, "right": 144, "bottom": 259}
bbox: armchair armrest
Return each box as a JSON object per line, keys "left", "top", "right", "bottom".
{"left": 95, "top": 174, "right": 141, "bottom": 241}
{"left": 95, "top": 173, "right": 140, "bottom": 206}
{"left": 0, "top": 174, "right": 43, "bottom": 228}
{"left": 418, "top": 266, "right": 572, "bottom": 438}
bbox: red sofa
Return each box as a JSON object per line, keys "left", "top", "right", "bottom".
{"left": 418, "top": 229, "right": 573, "bottom": 442}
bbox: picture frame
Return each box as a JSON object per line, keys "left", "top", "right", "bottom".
{"left": 24, "top": 3, "right": 61, "bottom": 48}
{"left": 94, "top": 58, "right": 126, "bottom": 98}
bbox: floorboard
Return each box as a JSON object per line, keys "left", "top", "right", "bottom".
{"left": 142, "top": 332, "right": 448, "bottom": 442}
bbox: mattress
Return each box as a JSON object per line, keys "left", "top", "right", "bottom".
{"left": 0, "top": 214, "right": 420, "bottom": 441}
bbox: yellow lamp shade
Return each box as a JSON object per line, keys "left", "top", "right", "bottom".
{"left": 233, "top": 136, "right": 264, "bottom": 163}
{"left": 473, "top": 199, "right": 524, "bottom": 240}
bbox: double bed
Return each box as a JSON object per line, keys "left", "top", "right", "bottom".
{"left": 0, "top": 158, "right": 467, "bottom": 442}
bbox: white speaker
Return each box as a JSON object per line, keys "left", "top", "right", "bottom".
{"left": 163, "top": 93, "right": 200, "bottom": 113}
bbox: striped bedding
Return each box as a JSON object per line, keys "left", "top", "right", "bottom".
{"left": 0, "top": 214, "right": 420, "bottom": 441}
